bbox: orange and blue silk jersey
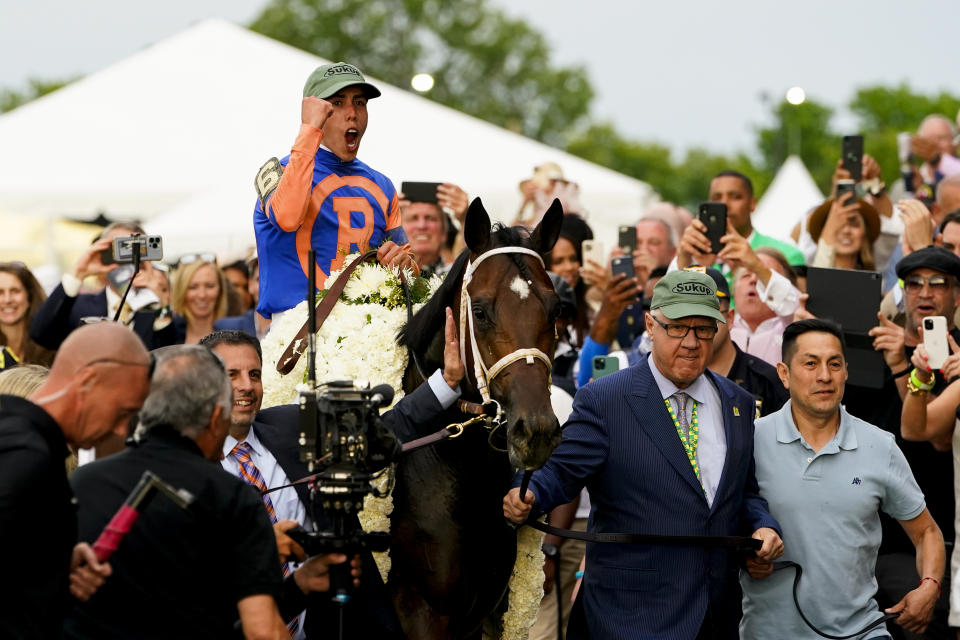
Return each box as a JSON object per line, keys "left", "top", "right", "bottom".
{"left": 254, "top": 124, "right": 406, "bottom": 315}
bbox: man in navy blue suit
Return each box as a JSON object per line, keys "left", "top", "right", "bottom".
{"left": 505, "top": 268, "right": 783, "bottom": 640}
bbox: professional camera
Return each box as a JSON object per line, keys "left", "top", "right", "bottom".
{"left": 288, "top": 380, "right": 400, "bottom": 558}
{"left": 100, "top": 234, "right": 163, "bottom": 265}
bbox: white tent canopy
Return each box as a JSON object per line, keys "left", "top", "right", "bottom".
{"left": 0, "top": 19, "right": 656, "bottom": 261}
{"left": 751, "top": 155, "right": 824, "bottom": 242}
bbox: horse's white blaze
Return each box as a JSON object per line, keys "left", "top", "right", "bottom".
{"left": 510, "top": 275, "right": 530, "bottom": 300}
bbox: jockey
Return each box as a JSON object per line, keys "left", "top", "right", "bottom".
{"left": 253, "top": 62, "right": 418, "bottom": 319}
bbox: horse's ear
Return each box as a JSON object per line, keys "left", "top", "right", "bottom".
{"left": 464, "top": 197, "right": 491, "bottom": 253}
{"left": 530, "top": 198, "right": 564, "bottom": 254}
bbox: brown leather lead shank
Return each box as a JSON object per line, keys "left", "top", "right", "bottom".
{"left": 276, "top": 250, "right": 378, "bottom": 375}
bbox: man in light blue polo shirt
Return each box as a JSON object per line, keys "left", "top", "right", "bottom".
{"left": 741, "top": 318, "right": 945, "bottom": 639}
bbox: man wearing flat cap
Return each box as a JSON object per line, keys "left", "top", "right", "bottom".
{"left": 504, "top": 269, "right": 783, "bottom": 640}
{"left": 839, "top": 245, "right": 960, "bottom": 638}
{"left": 253, "top": 62, "right": 416, "bottom": 318}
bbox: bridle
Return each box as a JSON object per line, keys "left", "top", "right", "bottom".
{"left": 458, "top": 246, "right": 554, "bottom": 407}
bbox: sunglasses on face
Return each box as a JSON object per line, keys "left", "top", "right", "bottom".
{"left": 903, "top": 274, "right": 952, "bottom": 293}
{"left": 177, "top": 253, "right": 217, "bottom": 267}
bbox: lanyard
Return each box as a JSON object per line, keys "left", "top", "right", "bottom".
{"left": 664, "top": 396, "right": 701, "bottom": 482}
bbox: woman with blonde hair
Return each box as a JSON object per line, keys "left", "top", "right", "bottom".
{"left": 0, "top": 262, "right": 55, "bottom": 371}
{"left": 171, "top": 255, "right": 228, "bottom": 344}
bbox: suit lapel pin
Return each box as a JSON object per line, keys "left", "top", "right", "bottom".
{"left": 733, "top": 407, "right": 740, "bottom": 417}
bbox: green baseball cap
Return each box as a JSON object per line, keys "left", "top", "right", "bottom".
{"left": 650, "top": 270, "right": 726, "bottom": 323}
{"left": 303, "top": 62, "right": 381, "bottom": 100}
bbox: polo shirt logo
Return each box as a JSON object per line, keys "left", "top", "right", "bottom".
{"left": 851, "top": 477, "right": 861, "bottom": 485}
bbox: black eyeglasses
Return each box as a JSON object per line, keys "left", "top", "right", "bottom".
{"left": 177, "top": 253, "right": 217, "bottom": 267}
{"left": 650, "top": 315, "right": 717, "bottom": 340}
{"left": 903, "top": 274, "right": 952, "bottom": 293}
{"left": 81, "top": 354, "right": 156, "bottom": 378}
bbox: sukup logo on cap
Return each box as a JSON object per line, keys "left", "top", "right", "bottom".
{"left": 324, "top": 64, "right": 362, "bottom": 78}
{"left": 303, "top": 61, "right": 382, "bottom": 100}
{"left": 651, "top": 270, "right": 726, "bottom": 323}
{"left": 672, "top": 282, "right": 712, "bottom": 296}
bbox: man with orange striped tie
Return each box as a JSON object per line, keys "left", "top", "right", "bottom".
{"left": 206, "top": 331, "right": 309, "bottom": 635}
{"left": 253, "top": 61, "right": 418, "bottom": 321}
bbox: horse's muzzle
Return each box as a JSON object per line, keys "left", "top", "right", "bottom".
{"left": 507, "top": 413, "right": 562, "bottom": 470}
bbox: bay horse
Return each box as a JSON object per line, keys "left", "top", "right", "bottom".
{"left": 390, "top": 198, "right": 565, "bottom": 638}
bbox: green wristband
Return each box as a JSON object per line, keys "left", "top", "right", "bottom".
{"left": 909, "top": 368, "right": 934, "bottom": 392}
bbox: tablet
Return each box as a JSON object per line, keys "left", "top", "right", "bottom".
{"left": 805, "top": 267, "right": 884, "bottom": 389}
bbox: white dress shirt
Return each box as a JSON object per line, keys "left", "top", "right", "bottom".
{"left": 221, "top": 427, "right": 306, "bottom": 526}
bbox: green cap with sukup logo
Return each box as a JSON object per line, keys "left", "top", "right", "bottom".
{"left": 303, "top": 62, "right": 381, "bottom": 100}
{"left": 650, "top": 270, "right": 726, "bottom": 323}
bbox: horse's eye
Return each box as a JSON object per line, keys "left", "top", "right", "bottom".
{"left": 473, "top": 306, "right": 488, "bottom": 323}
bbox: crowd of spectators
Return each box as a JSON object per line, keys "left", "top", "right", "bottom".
{"left": 3, "top": 56, "right": 960, "bottom": 638}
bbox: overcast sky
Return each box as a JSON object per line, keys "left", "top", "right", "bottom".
{"left": 2, "top": 0, "right": 958, "bottom": 157}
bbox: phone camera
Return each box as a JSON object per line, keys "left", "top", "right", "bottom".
{"left": 925, "top": 319, "right": 934, "bottom": 330}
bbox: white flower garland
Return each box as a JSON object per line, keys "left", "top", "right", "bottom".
{"left": 258, "top": 255, "right": 544, "bottom": 639}
{"left": 501, "top": 524, "right": 546, "bottom": 640}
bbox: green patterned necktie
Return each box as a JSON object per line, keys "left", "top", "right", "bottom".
{"left": 665, "top": 391, "right": 702, "bottom": 483}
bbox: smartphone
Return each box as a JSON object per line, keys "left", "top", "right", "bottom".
{"left": 401, "top": 181, "right": 441, "bottom": 204}
{"left": 618, "top": 225, "right": 636, "bottom": 254}
{"left": 697, "top": 203, "right": 727, "bottom": 254}
{"left": 611, "top": 255, "right": 635, "bottom": 280}
{"left": 835, "top": 179, "right": 857, "bottom": 205}
{"left": 842, "top": 135, "right": 863, "bottom": 181}
{"left": 592, "top": 355, "right": 620, "bottom": 380}
{"left": 897, "top": 132, "right": 913, "bottom": 166}
{"left": 100, "top": 235, "right": 163, "bottom": 265}
{"left": 611, "top": 256, "right": 638, "bottom": 307}
{"left": 581, "top": 239, "right": 605, "bottom": 268}
{"left": 923, "top": 315, "right": 949, "bottom": 370}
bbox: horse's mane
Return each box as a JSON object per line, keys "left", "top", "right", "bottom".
{"left": 399, "top": 223, "right": 536, "bottom": 371}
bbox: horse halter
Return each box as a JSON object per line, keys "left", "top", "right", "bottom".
{"left": 458, "top": 246, "right": 554, "bottom": 407}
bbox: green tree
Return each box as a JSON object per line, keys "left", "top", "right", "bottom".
{"left": 849, "top": 85, "right": 960, "bottom": 187}
{"left": 0, "top": 77, "right": 74, "bottom": 113}
{"left": 755, "top": 98, "right": 838, "bottom": 193}
{"left": 565, "top": 123, "right": 675, "bottom": 198}
{"left": 673, "top": 149, "right": 763, "bottom": 208}
{"left": 565, "top": 123, "right": 760, "bottom": 208}
{"left": 250, "top": 0, "right": 593, "bottom": 145}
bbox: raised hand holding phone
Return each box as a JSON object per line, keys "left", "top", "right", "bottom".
{"left": 922, "top": 316, "right": 949, "bottom": 370}
{"left": 677, "top": 219, "right": 716, "bottom": 269}
{"left": 698, "top": 202, "right": 728, "bottom": 254}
